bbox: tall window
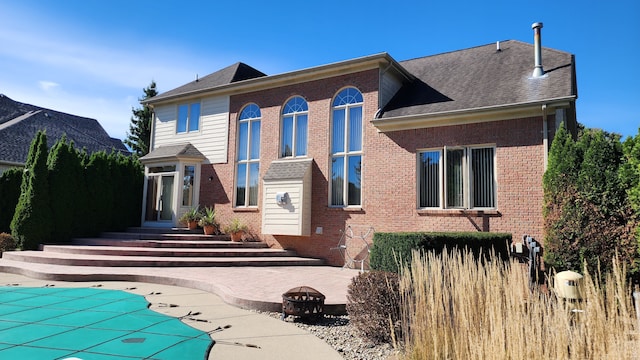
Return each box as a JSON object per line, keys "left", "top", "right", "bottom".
{"left": 235, "top": 104, "right": 261, "bottom": 207}
{"left": 418, "top": 146, "right": 496, "bottom": 209}
{"left": 330, "top": 87, "right": 363, "bottom": 206}
{"left": 177, "top": 102, "right": 200, "bottom": 133}
{"left": 281, "top": 96, "right": 308, "bottom": 157}
{"left": 182, "top": 165, "right": 195, "bottom": 207}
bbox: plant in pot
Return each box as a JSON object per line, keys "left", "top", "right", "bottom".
{"left": 198, "top": 206, "right": 218, "bottom": 235}
{"left": 179, "top": 206, "right": 201, "bottom": 230}
{"left": 224, "top": 217, "right": 248, "bottom": 242}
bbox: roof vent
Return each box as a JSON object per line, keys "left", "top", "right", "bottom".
{"left": 531, "top": 22, "right": 545, "bottom": 78}
{"left": 496, "top": 41, "right": 501, "bottom": 51}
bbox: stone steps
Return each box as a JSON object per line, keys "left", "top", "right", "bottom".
{"left": 1, "top": 251, "right": 325, "bottom": 267}
{"left": 2, "top": 227, "right": 324, "bottom": 268}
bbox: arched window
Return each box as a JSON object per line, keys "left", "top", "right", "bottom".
{"left": 235, "top": 103, "right": 261, "bottom": 207}
{"left": 281, "top": 96, "right": 308, "bottom": 158}
{"left": 330, "top": 87, "right": 363, "bottom": 206}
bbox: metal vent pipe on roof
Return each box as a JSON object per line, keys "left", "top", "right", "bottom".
{"left": 532, "top": 22, "right": 545, "bottom": 78}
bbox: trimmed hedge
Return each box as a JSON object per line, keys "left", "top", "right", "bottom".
{"left": 370, "top": 231, "right": 512, "bottom": 273}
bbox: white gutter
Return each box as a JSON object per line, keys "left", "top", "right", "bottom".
{"left": 145, "top": 53, "right": 411, "bottom": 106}
{"left": 371, "top": 96, "right": 576, "bottom": 132}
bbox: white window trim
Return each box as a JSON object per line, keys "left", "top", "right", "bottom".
{"left": 234, "top": 104, "right": 260, "bottom": 208}
{"left": 176, "top": 101, "right": 201, "bottom": 134}
{"left": 329, "top": 88, "right": 364, "bottom": 208}
{"left": 417, "top": 144, "right": 497, "bottom": 210}
{"left": 280, "top": 96, "right": 309, "bottom": 158}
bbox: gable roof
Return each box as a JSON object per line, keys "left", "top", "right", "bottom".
{"left": 150, "top": 62, "right": 266, "bottom": 103}
{"left": 378, "top": 40, "right": 576, "bottom": 120}
{"left": 0, "top": 95, "right": 129, "bottom": 166}
{"left": 139, "top": 143, "right": 205, "bottom": 163}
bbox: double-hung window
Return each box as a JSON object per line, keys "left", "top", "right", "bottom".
{"left": 418, "top": 146, "right": 496, "bottom": 209}
{"left": 235, "top": 104, "right": 261, "bottom": 207}
{"left": 177, "top": 102, "right": 200, "bottom": 133}
{"left": 330, "top": 87, "right": 363, "bottom": 207}
{"left": 281, "top": 96, "right": 308, "bottom": 158}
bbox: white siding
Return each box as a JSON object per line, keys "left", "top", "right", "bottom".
{"left": 262, "top": 175, "right": 312, "bottom": 236}
{"left": 379, "top": 71, "right": 403, "bottom": 110}
{"left": 152, "top": 96, "right": 230, "bottom": 164}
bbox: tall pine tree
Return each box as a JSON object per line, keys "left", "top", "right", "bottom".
{"left": 125, "top": 81, "right": 157, "bottom": 157}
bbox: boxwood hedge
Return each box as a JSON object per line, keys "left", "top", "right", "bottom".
{"left": 370, "top": 231, "right": 512, "bottom": 273}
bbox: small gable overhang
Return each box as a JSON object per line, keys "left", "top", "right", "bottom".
{"left": 140, "top": 143, "right": 206, "bottom": 164}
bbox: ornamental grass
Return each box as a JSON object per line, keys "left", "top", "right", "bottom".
{"left": 396, "top": 250, "right": 639, "bottom": 360}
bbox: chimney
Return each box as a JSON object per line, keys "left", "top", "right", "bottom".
{"left": 531, "top": 22, "right": 545, "bottom": 78}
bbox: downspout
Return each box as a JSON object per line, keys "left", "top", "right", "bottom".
{"left": 542, "top": 104, "right": 548, "bottom": 170}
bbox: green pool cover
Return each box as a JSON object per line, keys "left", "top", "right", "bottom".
{"left": 0, "top": 286, "right": 213, "bottom": 359}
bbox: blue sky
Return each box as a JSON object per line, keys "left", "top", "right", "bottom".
{"left": 1, "top": 0, "right": 638, "bottom": 140}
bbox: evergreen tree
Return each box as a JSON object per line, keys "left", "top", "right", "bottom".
{"left": 125, "top": 81, "right": 157, "bottom": 157}
{"left": 47, "top": 136, "right": 84, "bottom": 243}
{"left": 543, "top": 125, "right": 582, "bottom": 271}
{"left": 10, "top": 131, "right": 53, "bottom": 249}
{"left": 0, "top": 168, "right": 23, "bottom": 233}
{"left": 84, "top": 151, "right": 113, "bottom": 235}
{"left": 544, "top": 126, "right": 639, "bottom": 279}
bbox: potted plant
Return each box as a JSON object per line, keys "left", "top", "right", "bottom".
{"left": 224, "top": 217, "right": 248, "bottom": 242}
{"left": 179, "top": 206, "right": 201, "bottom": 230}
{"left": 198, "top": 206, "right": 218, "bottom": 235}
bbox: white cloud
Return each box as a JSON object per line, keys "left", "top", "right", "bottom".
{"left": 38, "top": 81, "right": 60, "bottom": 92}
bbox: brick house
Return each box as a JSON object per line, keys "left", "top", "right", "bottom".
{"left": 141, "top": 23, "right": 577, "bottom": 266}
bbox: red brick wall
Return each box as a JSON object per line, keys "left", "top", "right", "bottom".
{"left": 199, "top": 69, "right": 547, "bottom": 267}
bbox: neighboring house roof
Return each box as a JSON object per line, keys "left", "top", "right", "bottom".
{"left": 379, "top": 40, "right": 576, "bottom": 119}
{"left": 0, "top": 94, "right": 129, "bottom": 166}
{"left": 140, "top": 143, "right": 205, "bottom": 163}
{"left": 150, "top": 62, "right": 267, "bottom": 103}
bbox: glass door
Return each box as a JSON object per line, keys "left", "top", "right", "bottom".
{"left": 144, "top": 173, "right": 176, "bottom": 223}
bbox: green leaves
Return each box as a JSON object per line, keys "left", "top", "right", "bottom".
{"left": 543, "top": 124, "right": 640, "bottom": 280}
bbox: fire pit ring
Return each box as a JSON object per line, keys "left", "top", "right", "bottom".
{"left": 282, "top": 286, "right": 325, "bottom": 321}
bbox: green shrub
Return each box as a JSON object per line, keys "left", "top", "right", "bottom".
{"left": 346, "top": 270, "right": 402, "bottom": 344}
{"left": 11, "top": 131, "right": 53, "bottom": 250}
{"left": 0, "top": 232, "right": 16, "bottom": 253}
{"left": 370, "top": 231, "right": 512, "bottom": 273}
{"left": 0, "top": 168, "right": 23, "bottom": 233}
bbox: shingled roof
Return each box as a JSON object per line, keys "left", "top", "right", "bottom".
{"left": 379, "top": 40, "right": 576, "bottom": 118}
{"left": 150, "top": 62, "right": 266, "bottom": 103}
{"left": 0, "top": 95, "right": 129, "bottom": 166}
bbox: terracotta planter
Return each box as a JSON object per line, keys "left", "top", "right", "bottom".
{"left": 230, "top": 231, "right": 244, "bottom": 242}
{"left": 187, "top": 220, "right": 198, "bottom": 230}
{"left": 203, "top": 224, "right": 217, "bottom": 235}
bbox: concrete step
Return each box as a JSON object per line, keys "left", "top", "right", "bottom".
{"left": 99, "top": 232, "right": 226, "bottom": 241}
{"left": 72, "top": 238, "right": 269, "bottom": 249}
{"left": 2, "top": 251, "right": 325, "bottom": 267}
{"left": 42, "top": 245, "right": 297, "bottom": 258}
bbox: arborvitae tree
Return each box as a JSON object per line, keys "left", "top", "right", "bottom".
{"left": 118, "top": 154, "right": 144, "bottom": 228}
{"left": 125, "top": 81, "right": 157, "bottom": 157}
{"left": 543, "top": 125, "right": 582, "bottom": 270}
{"left": 84, "top": 151, "right": 114, "bottom": 235}
{"left": 47, "top": 136, "right": 84, "bottom": 243}
{"left": 11, "top": 131, "right": 53, "bottom": 249}
{"left": 0, "top": 167, "right": 23, "bottom": 233}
